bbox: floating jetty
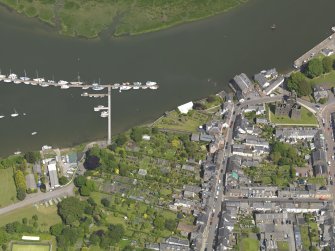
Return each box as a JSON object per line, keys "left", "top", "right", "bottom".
{"left": 0, "top": 74, "right": 158, "bottom": 91}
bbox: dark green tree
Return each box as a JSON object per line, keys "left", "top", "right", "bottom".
{"left": 322, "top": 56, "right": 333, "bottom": 73}
{"left": 164, "top": 218, "right": 177, "bottom": 231}
{"left": 101, "top": 198, "right": 110, "bottom": 207}
{"left": 306, "top": 58, "right": 323, "bottom": 78}
{"left": 74, "top": 175, "right": 86, "bottom": 187}
{"left": 108, "top": 224, "right": 125, "bottom": 243}
{"left": 58, "top": 176, "right": 68, "bottom": 185}
{"left": 16, "top": 188, "right": 26, "bottom": 201}
{"left": 115, "top": 134, "right": 128, "bottom": 147}
{"left": 153, "top": 215, "right": 165, "bottom": 230}
{"left": 58, "top": 197, "right": 87, "bottom": 225}
{"left": 50, "top": 223, "right": 64, "bottom": 236}
{"left": 24, "top": 151, "right": 41, "bottom": 163}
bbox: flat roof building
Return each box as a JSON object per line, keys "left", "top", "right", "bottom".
{"left": 48, "top": 162, "right": 60, "bottom": 189}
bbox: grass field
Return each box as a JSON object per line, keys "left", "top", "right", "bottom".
{"left": 300, "top": 225, "right": 311, "bottom": 251}
{"left": 154, "top": 110, "right": 210, "bottom": 132}
{"left": 268, "top": 105, "right": 318, "bottom": 126}
{"left": 0, "top": 205, "right": 61, "bottom": 231}
{"left": 0, "top": 0, "right": 247, "bottom": 38}
{"left": 239, "top": 238, "right": 259, "bottom": 251}
{"left": 0, "top": 167, "right": 17, "bottom": 207}
{"left": 11, "top": 243, "right": 50, "bottom": 251}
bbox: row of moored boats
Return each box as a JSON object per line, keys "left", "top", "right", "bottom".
{"left": 0, "top": 72, "right": 158, "bottom": 91}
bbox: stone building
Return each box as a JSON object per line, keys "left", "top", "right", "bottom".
{"left": 275, "top": 91, "right": 301, "bottom": 119}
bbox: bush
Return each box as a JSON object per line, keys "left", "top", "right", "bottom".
{"left": 17, "top": 187, "right": 26, "bottom": 201}
{"left": 59, "top": 176, "right": 69, "bottom": 185}
{"left": 101, "top": 198, "right": 110, "bottom": 207}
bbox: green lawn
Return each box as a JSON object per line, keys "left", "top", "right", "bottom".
{"left": 0, "top": 205, "right": 61, "bottom": 231}
{"left": 11, "top": 243, "right": 50, "bottom": 251}
{"left": 277, "top": 241, "right": 289, "bottom": 251}
{"left": 309, "top": 70, "right": 335, "bottom": 87}
{"left": 154, "top": 110, "right": 210, "bottom": 132}
{"left": 239, "top": 238, "right": 259, "bottom": 251}
{"left": 268, "top": 105, "right": 318, "bottom": 126}
{"left": 0, "top": 167, "right": 17, "bottom": 207}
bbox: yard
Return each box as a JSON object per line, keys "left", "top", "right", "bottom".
{"left": 309, "top": 69, "right": 335, "bottom": 87}
{"left": 0, "top": 167, "right": 17, "bottom": 207}
{"left": 300, "top": 225, "right": 311, "bottom": 251}
{"left": 0, "top": 205, "right": 61, "bottom": 232}
{"left": 153, "top": 110, "right": 210, "bottom": 132}
{"left": 268, "top": 105, "right": 318, "bottom": 126}
{"left": 277, "top": 241, "right": 289, "bottom": 251}
{"left": 11, "top": 243, "right": 50, "bottom": 251}
{"left": 239, "top": 238, "right": 259, "bottom": 251}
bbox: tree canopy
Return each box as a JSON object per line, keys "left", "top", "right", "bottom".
{"left": 58, "top": 197, "right": 87, "bottom": 225}
{"left": 322, "top": 56, "right": 334, "bottom": 73}
{"left": 287, "top": 72, "right": 311, "bottom": 97}
{"left": 306, "top": 58, "right": 323, "bottom": 78}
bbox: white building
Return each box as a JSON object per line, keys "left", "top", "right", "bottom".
{"left": 178, "top": 101, "right": 194, "bottom": 114}
{"left": 48, "top": 162, "right": 60, "bottom": 189}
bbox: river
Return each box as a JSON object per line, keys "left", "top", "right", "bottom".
{"left": 0, "top": 0, "right": 334, "bottom": 156}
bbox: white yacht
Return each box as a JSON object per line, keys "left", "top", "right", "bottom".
{"left": 14, "top": 79, "right": 22, "bottom": 84}
{"left": 40, "top": 82, "right": 49, "bottom": 87}
{"left": 3, "top": 77, "right": 12, "bottom": 83}
{"left": 0, "top": 115, "right": 4, "bottom": 119}
{"left": 31, "top": 132, "right": 37, "bottom": 136}
{"left": 145, "top": 81, "right": 157, "bottom": 86}
{"left": 141, "top": 85, "right": 148, "bottom": 89}
{"left": 14, "top": 151, "right": 21, "bottom": 155}
{"left": 81, "top": 92, "right": 89, "bottom": 97}
{"left": 92, "top": 82, "right": 104, "bottom": 91}
{"left": 58, "top": 80, "right": 68, "bottom": 85}
{"left": 70, "top": 81, "right": 83, "bottom": 85}
{"left": 48, "top": 80, "right": 55, "bottom": 84}
{"left": 61, "top": 85, "right": 70, "bottom": 89}
{"left": 120, "top": 82, "right": 132, "bottom": 91}
{"left": 149, "top": 85, "right": 158, "bottom": 90}
{"left": 20, "top": 70, "right": 30, "bottom": 84}
{"left": 82, "top": 86, "right": 90, "bottom": 90}
{"left": 11, "top": 109, "right": 19, "bottom": 117}
{"left": 0, "top": 74, "right": 7, "bottom": 80}
{"left": 332, "top": 26, "right": 335, "bottom": 32}
{"left": 100, "top": 111, "right": 108, "bottom": 118}
{"left": 133, "top": 82, "right": 142, "bottom": 89}
{"left": 94, "top": 105, "right": 105, "bottom": 112}
{"left": 8, "top": 73, "right": 18, "bottom": 80}
{"left": 33, "top": 78, "right": 45, "bottom": 83}
{"left": 112, "top": 83, "right": 120, "bottom": 89}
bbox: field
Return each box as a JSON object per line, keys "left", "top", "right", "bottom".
{"left": 268, "top": 105, "right": 318, "bottom": 126}
{"left": 11, "top": 243, "right": 50, "bottom": 251}
{"left": 0, "top": 205, "right": 61, "bottom": 231}
{"left": 0, "top": 0, "right": 247, "bottom": 38}
{"left": 309, "top": 70, "right": 335, "bottom": 87}
{"left": 153, "top": 110, "right": 210, "bottom": 132}
{"left": 239, "top": 238, "right": 259, "bottom": 251}
{"left": 0, "top": 167, "right": 17, "bottom": 207}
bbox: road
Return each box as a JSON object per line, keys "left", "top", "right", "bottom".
{"left": 204, "top": 96, "right": 284, "bottom": 250}
{"left": 0, "top": 183, "right": 74, "bottom": 215}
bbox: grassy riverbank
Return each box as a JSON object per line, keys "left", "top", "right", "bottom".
{"left": 0, "top": 0, "right": 247, "bottom": 38}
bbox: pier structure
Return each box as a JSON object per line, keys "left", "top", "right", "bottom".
{"left": 0, "top": 76, "right": 159, "bottom": 145}
{"left": 293, "top": 31, "right": 335, "bottom": 69}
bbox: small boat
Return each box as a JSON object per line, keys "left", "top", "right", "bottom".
{"left": 48, "top": 80, "right": 55, "bottom": 84}
{"left": 14, "top": 151, "right": 21, "bottom": 155}
{"left": 81, "top": 92, "right": 89, "bottom": 97}
{"left": 332, "top": 26, "right": 335, "bottom": 32}
{"left": 141, "top": 85, "right": 148, "bottom": 89}
{"left": 42, "top": 145, "right": 52, "bottom": 150}
{"left": 271, "top": 24, "right": 276, "bottom": 30}
{"left": 31, "top": 132, "right": 37, "bottom": 136}
{"left": 11, "top": 109, "right": 19, "bottom": 117}
{"left": 14, "top": 79, "right": 22, "bottom": 84}
{"left": 0, "top": 74, "right": 6, "bottom": 80}
{"left": 20, "top": 70, "right": 30, "bottom": 84}
{"left": 149, "top": 85, "right": 158, "bottom": 90}
{"left": 112, "top": 83, "right": 120, "bottom": 89}
{"left": 3, "top": 78, "right": 11, "bottom": 83}
{"left": 82, "top": 86, "right": 90, "bottom": 90}
{"left": 8, "top": 73, "right": 18, "bottom": 80}
{"left": 120, "top": 82, "right": 132, "bottom": 91}
{"left": 60, "top": 84, "right": 70, "bottom": 89}
{"left": 100, "top": 111, "right": 108, "bottom": 118}
{"left": 91, "top": 82, "right": 104, "bottom": 91}
{"left": 145, "top": 81, "right": 157, "bottom": 86}
{"left": 94, "top": 105, "right": 105, "bottom": 111}
{"left": 0, "top": 115, "right": 4, "bottom": 118}
{"left": 133, "top": 82, "right": 142, "bottom": 89}
{"left": 40, "top": 82, "right": 49, "bottom": 87}
{"left": 58, "top": 80, "right": 68, "bottom": 85}
{"left": 33, "top": 78, "right": 45, "bottom": 83}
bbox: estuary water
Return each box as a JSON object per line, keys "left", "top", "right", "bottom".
{"left": 0, "top": 0, "right": 335, "bottom": 156}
